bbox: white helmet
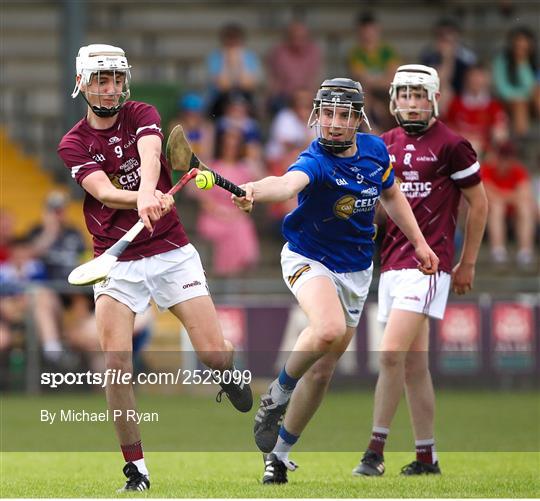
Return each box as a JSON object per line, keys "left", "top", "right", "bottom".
{"left": 71, "top": 44, "right": 131, "bottom": 117}
{"left": 389, "top": 64, "right": 440, "bottom": 134}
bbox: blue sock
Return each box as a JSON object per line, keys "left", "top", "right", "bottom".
{"left": 274, "top": 426, "right": 299, "bottom": 456}
{"left": 278, "top": 367, "right": 299, "bottom": 390}
{"left": 279, "top": 426, "right": 299, "bottom": 445}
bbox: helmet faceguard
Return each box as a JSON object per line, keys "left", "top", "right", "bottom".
{"left": 308, "top": 78, "right": 371, "bottom": 154}
{"left": 72, "top": 44, "right": 131, "bottom": 118}
{"left": 389, "top": 64, "right": 440, "bottom": 134}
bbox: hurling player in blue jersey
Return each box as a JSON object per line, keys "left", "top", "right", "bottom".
{"left": 233, "top": 78, "right": 439, "bottom": 484}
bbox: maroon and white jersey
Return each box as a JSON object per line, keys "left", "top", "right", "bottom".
{"left": 58, "top": 101, "right": 189, "bottom": 260}
{"left": 380, "top": 120, "right": 481, "bottom": 273}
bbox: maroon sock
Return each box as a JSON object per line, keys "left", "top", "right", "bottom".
{"left": 367, "top": 427, "right": 389, "bottom": 455}
{"left": 121, "top": 440, "right": 144, "bottom": 462}
{"left": 416, "top": 440, "right": 436, "bottom": 464}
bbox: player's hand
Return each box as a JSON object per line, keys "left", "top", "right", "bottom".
{"left": 137, "top": 190, "right": 162, "bottom": 232}
{"left": 155, "top": 190, "right": 175, "bottom": 215}
{"left": 231, "top": 183, "right": 255, "bottom": 213}
{"left": 415, "top": 242, "right": 439, "bottom": 275}
{"left": 451, "top": 262, "right": 475, "bottom": 295}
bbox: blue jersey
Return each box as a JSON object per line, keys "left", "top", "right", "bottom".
{"left": 283, "top": 134, "right": 394, "bottom": 273}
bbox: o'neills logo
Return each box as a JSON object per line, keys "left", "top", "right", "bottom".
{"left": 183, "top": 280, "right": 202, "bottom": 289}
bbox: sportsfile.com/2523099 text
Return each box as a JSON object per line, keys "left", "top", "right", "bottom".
{"left": 40, "top": 369, "right": 252, "bottom": 389}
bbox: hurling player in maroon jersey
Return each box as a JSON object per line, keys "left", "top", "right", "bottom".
{"left": 353, "top": 65, "right": 488, "bottom": 476}
{"left": 58, "top": 44, "right": 252, "bottom": 492}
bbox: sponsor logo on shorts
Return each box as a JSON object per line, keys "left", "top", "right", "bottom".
{"left": 404, "top": 295, "right": 421, "bottom": 301}
{"left": 183, "top": 280, "right": 202, "bottom": 289}
{"left": 94, "top": 278, "right": 110, "bottom": 289}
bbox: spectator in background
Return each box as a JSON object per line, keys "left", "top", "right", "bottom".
{"left": 446, "top": 64, "right": 509, "bottom": 158}
{"left": 0, "top": 280, "right": 28, "bottom": 391}
{"left": 265, "top": 89, "right": 316, "bottom": 229}
{"left": 347, "top": 12, "right": 400, "bottom": 132}
{"left": 534, "top": 153, "right": 540, "bottom": 224}
{"left": 196, "top": 127, "right": 260, "bottom": 276}
{"left": 0, "top": 235, "right": 47, "bottom": 285}
{"left": 420, "top": 18, "right": 477, "bottom": 115}
{"left": 266, "top": 20, "right": 322, "bottom": 116}
{"left": 0, "top": 237, "right": 45, "bottom": 389}
{"left": 493, "top": 26, "right": 539, "bottom": 138}
{"left": 215, "top": 92, "right": 263, "bottom": 163}
{"left": 27, "top": 191, "right": 86, "bottom": 280}
{"left": 168, "top": 93, "right": 215, "bottom": 164}
{"left": 206, "top": 23, "right": 262, "bottom": 118}
{"left": 481, "top": 142, "right": 536, "bottom": 269}
{"left": 25, "top": 191, "right": 91, "bottom": 364}
{"left": 0, "top": 236, "right": 47, "bottom": 389}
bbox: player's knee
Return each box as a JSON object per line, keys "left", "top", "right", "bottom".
{"left": 312, "top": 319, "right": 346, "bottom": 347}
{"left": 379, "top": 351, "right": 405, "bottom": 371}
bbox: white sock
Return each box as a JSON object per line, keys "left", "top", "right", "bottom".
{"left": 269, "top": 379, "right": 293, "bottom": 405}
{"left": 272, "top": 447, "right": 298, "bottom": 471}
{"left": 43, "top": 340, "right": 63, "bottom": 361}
{"left": 273, "top": 436, "right": 294, "bottom": 457}
{"left": 132, "top": 458, "right": 149, "bottom": 476}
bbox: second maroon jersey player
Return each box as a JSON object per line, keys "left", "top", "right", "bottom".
{"left": 381, "top": 120, "right": 481, "bottom": 274}
{"left": 353, "top": 64, "right": 487, "bottom": 478}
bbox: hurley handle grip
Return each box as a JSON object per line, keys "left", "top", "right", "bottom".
{"left": 211, "top": 171, "right": 246, "bottom": 197}
{"left": 191, "top": 153, "right": 247, "bottom": 197}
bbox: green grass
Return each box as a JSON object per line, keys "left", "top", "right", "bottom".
{"left": 1, "top": 389, "right": 539, "bottom": 497}
{"left": 1, "top": 390, "right": 539, "bottom": 452}
{"left": 1, "top": 451, "right": 539, "bottom": 497}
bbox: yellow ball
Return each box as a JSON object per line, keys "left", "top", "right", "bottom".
{"left": 195, "top": 170, "right": 215, "bottom": 190}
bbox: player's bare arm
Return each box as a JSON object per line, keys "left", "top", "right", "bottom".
{"left": 82, "top": 170, "right": 139, "bottom": 209}
{"left": 233, "top": 170, "right": 310, "bottom": 213}
{"left": 81, "top": 170, "right": 173, "bottom": 215}
{"left": 452, "top": 182, "right": 488, "bottom": 295}
{"left": 380, "top": 183, "right": 439, "bottom": 275}
{"left": 137, "top": 134, "right": 163, "bottom": 231}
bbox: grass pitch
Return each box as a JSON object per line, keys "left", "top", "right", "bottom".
{"left": 1, "top": 389, "right": 539, "bottom": 497}
{"left": 1, "top": 451, "right": 539, "bottom": 497}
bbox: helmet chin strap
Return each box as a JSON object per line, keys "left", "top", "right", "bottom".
{"left": 395, "top": 108, "right": 434, "bottom": 135}
{"left": 318, "top": 137, "right": 355, "bottom": 154}
{"left": 80, "top": 91, "right": 122, "bottom": 118}
{"left": 316, "top": 106, "right": 365, "bottom": 154}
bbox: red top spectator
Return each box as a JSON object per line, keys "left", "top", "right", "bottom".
{"left": 446, "top": 64, "right": 508, "bottom": 157}
{"left": 481, "top": 142, "right": 535, "bottom": 269}
{"left": 481, "top": 151, "right": 529, "bottom": 192}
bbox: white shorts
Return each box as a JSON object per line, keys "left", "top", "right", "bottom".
{"left": 281, "top": 244, "right": 373, "bottom": 327}
{"left": 377, "top": 269, "right": 451, "bottom": 323}
{"left": 93, "top": 244, "right": 209, "bottom": 314}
